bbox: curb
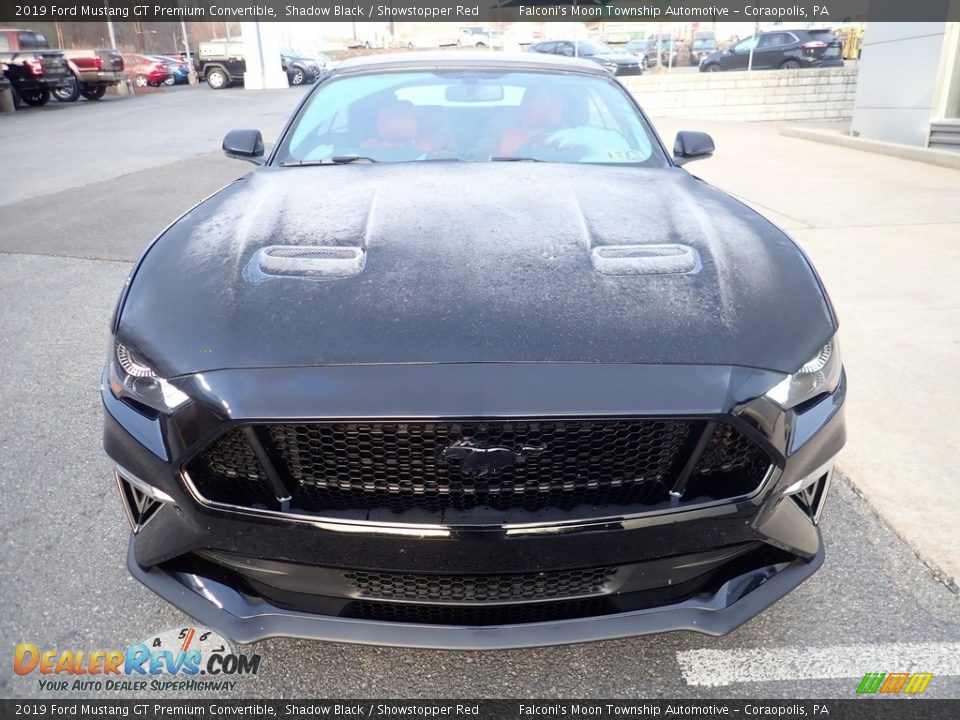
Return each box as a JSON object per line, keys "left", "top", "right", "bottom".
{"left": 781, "top": 126, "right": 960, "bottom": 170}
{"left": 836, "top": 468, "right": 959, "bottom": 596}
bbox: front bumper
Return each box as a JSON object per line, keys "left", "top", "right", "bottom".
{"left": 128, "top": 537, "right": 824, "bottom": 649}
{"left": 104, "top": 363, "right": 845, "bottom": 648}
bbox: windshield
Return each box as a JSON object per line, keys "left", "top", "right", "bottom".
{"left": 692, "top": 38, "right": 717, "bottom": 50}
{"left": 276, "top": 69, "right": 667, "bottom": 167}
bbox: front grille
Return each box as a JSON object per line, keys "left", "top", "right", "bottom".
{"left": 186, "top": 419, "right": 772, "bottom": 520}
{"left": 270, "top": 420, "right": 691, "bottom": 513}
{"left": 189, "top": 428, "right": 276, "bottom": 508}
{"left": 343, "top": 566, "right": 617, "bottom": 603}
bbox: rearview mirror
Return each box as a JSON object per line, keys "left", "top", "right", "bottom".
{"left": 673, "top": 131, "right": 715, "bottom": 166}
{"left": 222, "top": 129, "right": 264, "bottom": 165}
{"left": 445, "top": 83, "right": 504, "bottom": 103}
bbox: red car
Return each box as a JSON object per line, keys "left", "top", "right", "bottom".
{"left": 123, "top": 54, "right": 171, "bottom": 88}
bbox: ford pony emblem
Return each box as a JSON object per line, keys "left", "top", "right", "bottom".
{"left": 440, "top": 439, "right": 546, "bottom": 477}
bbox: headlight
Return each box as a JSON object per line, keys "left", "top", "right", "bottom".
{"left": 765, "top": 337, "right": 842, "bottom": 409}
{"left": 108, "top": 341, "right": 190, "bottom": 413}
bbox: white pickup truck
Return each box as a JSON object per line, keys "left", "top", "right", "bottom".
{"left": 457, "top": 27, "right": 503, "bottom": 49}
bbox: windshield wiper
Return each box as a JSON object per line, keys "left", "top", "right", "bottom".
{"left": 491, "top": 156, "right": 542, "bottom": 162}
{"left": 280, "top": 156, "right": 378, "bottom": 167}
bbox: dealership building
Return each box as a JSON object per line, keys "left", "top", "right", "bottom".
{"left": 852, "top": 22, "right": 960, "bottom": 150}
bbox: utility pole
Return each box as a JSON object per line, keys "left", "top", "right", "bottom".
{"left": 104, "top": 0, "right": 128, "bottom": 96}
{"left": 668, "top": 26, "right": 674, "bottom": 73}
{"left": 747, "top": 21, "right": 759, "bottom": 71}
{"left": 181, "top": 21, "right": 197, "bottom": 86}
{"left": 104, "top": 0, "right": 117, "bottom": 49}
{"left": 573, "top": 1, "right": 579, "bottom": 58}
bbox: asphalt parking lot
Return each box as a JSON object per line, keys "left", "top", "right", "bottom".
{"left": 2, "top": 84, "right": 959, "bottom": 699}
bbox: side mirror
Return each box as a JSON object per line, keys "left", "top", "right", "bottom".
{"left": 673, "top": 131, "right": 715, "bottom": 166}
{"left": 726, "top": 46, "right": 736, "bottom": 54}
{"left": 222, "top": 129, "right": 264, "bottom": 165}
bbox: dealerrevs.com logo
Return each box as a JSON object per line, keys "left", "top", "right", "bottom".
{"left": 14, "top": 627, "right": 261, "bottom": 693}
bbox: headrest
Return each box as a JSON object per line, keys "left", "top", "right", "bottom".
{"left": 521, "top": 90, "right": 564, "bottom": 128}
{"left": 377, "top": 99, "right": 419, "bottom": 141}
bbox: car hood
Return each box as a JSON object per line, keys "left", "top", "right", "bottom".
{"left": 594, "top": 54, "right": 637, "bottom": 64}
{"left": 119, "top": 163, "right": 835, "bottom": 377}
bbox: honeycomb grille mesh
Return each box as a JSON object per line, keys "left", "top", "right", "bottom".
{"left": 342, "top": 598, "right": 613, "bottom": 626}
{"left": 266, "top": 420, "right": 690, "bottom": 513}
{"left": 186, "top": 419, "right": 771, "bottom": 518}
{"left": 342, "top": 566, "right": 617, "bottom": 603}
{"left": 188, "top": 428, "right": 276, "bottom": 507}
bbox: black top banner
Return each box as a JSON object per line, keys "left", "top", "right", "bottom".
{"left": 1, "top": 0, "right": 959, "bottom": 23}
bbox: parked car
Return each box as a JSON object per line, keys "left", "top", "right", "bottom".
{"left": 53, "top": 48, "right": 124, "bottom": 102}
{"left": 313, "top": 52, "right": 335, "bottom": 70}
{"left": 280, "top": 49, "right": 321, "bottom": 86}
{"left": 124, "top": 54, "right": 172, "bottom": 88}
{"left": 197, "top": 40, "right": 245, "bottom": 89}
{"left": 689, "top": 32, "right": 718, "bottom": 66}
{"left": 528, "top": 40, "right": 643, "bottom": 76}
{"left": 162, "top": 51, "right": 200, "bottom": 74}
{"left": 700, "top": 29, "right": 844, "bottom": 72}
{"left": 149, "top": 55, "right": 188, "bottom": 85}
{"left": 642, "top": 35, "right": 681, "bottom": 68}
{"left": 457, "top": 26, "right": 504, "bottom": 49}
{"left": 104, "top": 52, "right": 844, "bottom": 648}
{"left": 198, "top": 41, "right": 320, "bottom": 89}
{"left": 0, "top": 61, "right": 10, "bottom": 100}
{"left": 623, "top": 39, "right": 649, "bottom": 70}
{"left": 0, "top": 28, "right": 72, "bottom": 107}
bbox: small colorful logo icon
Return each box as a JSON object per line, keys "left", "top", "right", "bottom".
{"left": 857, "top": 672, "right": 933, "bottom": 694}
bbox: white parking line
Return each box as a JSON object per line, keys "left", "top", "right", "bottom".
{"left": 677, "top": 642, "right": 960, "bottom": 687}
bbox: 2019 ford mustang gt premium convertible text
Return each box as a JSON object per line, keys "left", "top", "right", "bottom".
{"left": 103, "top": 52, "right": 845, "bottom": 649}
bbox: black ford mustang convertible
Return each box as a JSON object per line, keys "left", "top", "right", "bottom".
{"left": 103, "top": 52, "right": 845, "bottom": 648}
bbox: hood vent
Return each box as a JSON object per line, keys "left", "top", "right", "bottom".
{"left": 591, "top": 244, "right": 699, "bottom": 276}
{"left": 254, "top": 246, "right": 365, "bottom": 279}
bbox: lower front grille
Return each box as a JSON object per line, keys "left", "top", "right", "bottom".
{"left": 186, "top": 418, "right": 772, "bottom": 521}
{"left": 342, "top": 598, "right": 614, "bottom": 626}
{"left": 343, "top": 566, "right": 617, "bottom": 603}
{"left": 161, "top": 543, "right": 798, "bottom": 631}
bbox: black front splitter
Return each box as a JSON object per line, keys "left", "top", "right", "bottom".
{"left": 126, "top": 538, "right": 824, "bottom": 649}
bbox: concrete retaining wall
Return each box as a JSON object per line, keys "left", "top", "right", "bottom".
{"left": 620, "top": 66, "right": 858, "bottom": 122}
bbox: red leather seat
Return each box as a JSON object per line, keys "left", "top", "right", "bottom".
{"left": 498, "top": 90, "right": 564, "bottom": 157}
{"left": 362, "top": 100, "right": 421, "bottom": 147}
